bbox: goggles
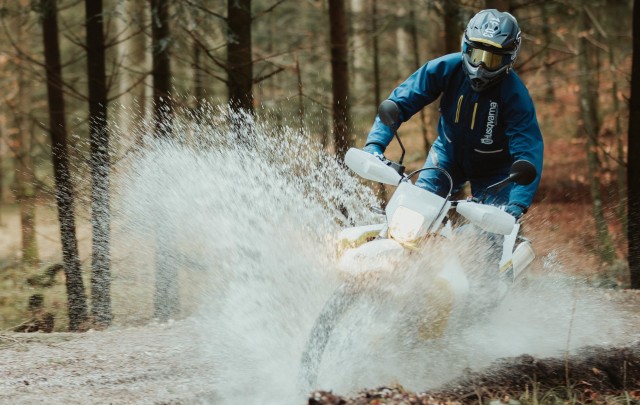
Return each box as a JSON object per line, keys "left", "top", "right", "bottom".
{"left": 467, "top": 48, "right": 505, "bottom": 71}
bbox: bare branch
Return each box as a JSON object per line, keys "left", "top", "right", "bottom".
{"left": 0, "top": 8, "right": 46, "bottom": 69}
{"left": 584, "top": 5, "right": 607, "bottom": 39}
{"left": 254, "top": 66, "right": 286, "bottom": 84}
{"left": 253, "top": 0, "right": 287, "bottom": 20}
{"left": 170, "top": 50, "right": 228, "bottom": 84}
{"left": 106, "top": 72, "right": 151, "bottom": 103}
{"left": 181, "top": 0, "right": 225, "bottom": 20}
{"left": 183, "top": 27, "right": 228, "bottom": 72}
{"left": 517, "top": 53, "right": 576, "bottom": 75}
{"left": 302, "top": 94, "right": 329, "bottom": 111}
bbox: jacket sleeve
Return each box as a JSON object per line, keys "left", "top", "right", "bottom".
{"left": 364, "top": 53, "right": 460, "bottom": 151}
{"left": 503, "top": 79, "right": 544, "bottom": 209}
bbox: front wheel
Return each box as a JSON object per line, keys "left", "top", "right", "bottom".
{"left": 297, "top": 278, "right": 365, "bottom": 394}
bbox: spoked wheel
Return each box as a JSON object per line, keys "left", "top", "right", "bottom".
{"left": 297, "top": 277, "right": 365, "bottom": 394}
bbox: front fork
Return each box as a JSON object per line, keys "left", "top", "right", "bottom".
{"left": 499, "top": 223, "right": 535, "bottom": 284}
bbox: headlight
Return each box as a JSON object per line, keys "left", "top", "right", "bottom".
{"left": 388, "top": 206, "right": 426, "bottom": 244}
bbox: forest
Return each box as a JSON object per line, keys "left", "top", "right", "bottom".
{"left": 0, "top": 0, "right": 639, "bottom": 403}
{"left": 0, "top": 0, "right": 637, "bottom": 329}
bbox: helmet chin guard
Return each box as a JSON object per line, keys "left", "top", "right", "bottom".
{"left": 462, "top": 56, "right": 512, "bottom": 92}
{"left": 461, "top": 9, "right": 521, "bottom": 92}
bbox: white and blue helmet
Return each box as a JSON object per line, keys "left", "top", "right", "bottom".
{"left": 461, "top": 9, "right": 522, "bottom": 92}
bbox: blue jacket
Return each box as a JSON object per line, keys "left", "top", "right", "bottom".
{"left": 366, "top": 53, "right": 544, "bottom": 209}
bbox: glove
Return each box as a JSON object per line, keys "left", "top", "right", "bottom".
{"left": 363, "top": 143, "right": 384, "bottom": 157}
{"left": 504, "top": 202, "right": 527, "bottom": 219}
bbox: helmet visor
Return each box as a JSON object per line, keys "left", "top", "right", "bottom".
{"left": 467, "top": 48, "right": 504, "bottom": 70}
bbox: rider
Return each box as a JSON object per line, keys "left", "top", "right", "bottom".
{"left": 363, "top": 9, "right": 544, "bottom": 219}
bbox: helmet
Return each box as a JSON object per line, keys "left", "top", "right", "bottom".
{"left": 461, "top": 9, "right": 521, "bottom": 92}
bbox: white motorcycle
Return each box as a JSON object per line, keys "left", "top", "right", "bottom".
{"left": 298, "top": 100, "right": 538, "bottom": 392}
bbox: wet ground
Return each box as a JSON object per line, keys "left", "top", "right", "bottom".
{"left": 1, "top": 289, "right": 638, "bottom": 404}
{"left": 0, "top": 320, "right": 218, "bottom": 405}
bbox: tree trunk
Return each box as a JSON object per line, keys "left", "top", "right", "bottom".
{"left": 485, "top": 0, "right": 510, "bottom": 11}
{"left": 116, "top": 0, "right": 150, "bottom": 147}
{"left": 296, "top": 56, "right": 305, "bottom": 132}
{"left": 442, "top": 0, "right": 460, "bottom": 54}
{"left": 154, "top": 231, "right": 179, "bottom": 322}
{"left": 15, "top": 103, "right": 39, "bottom": 269}
{"left": 193, "top": 37, "right": 205, "bottom": 122}
{"left": 0, "top": 130, "right": 3, "bottom": 224}
{"left": 396, "top": 6, "right": 413, "bottom": 81}
{"left": 628, "top": 0, "right": 640, "bottom": 289}
{"left": 150, "top": 0, "right": 178, "bottom": 321}
{"left": 370, "top": 0, "right": 387, "bottom": 204}
{"left": 408, "top": 0, "right": 430, "bottom": 151}
{"left": 578, "top": 3, "right": 616, "bottom": 264}
{"left": 150, "top": 0, "right": 173, "bottom": 138}
{"left": 189, "top": 0, "right": 213, "bottom": 123}
{"left": 371, "top": 0, "right": 381, "bottom": 110}
{"left": 328, "top": 0, "right": 352, "bottom": 160}
{"left": 607, "top": 18, "right": 627, "bottom": 235}
{"left": 86, "top": 0, "right": 111, "bottom": 327}
{"left": 227, "top": 0, "right": 253, "bottom": 112}
{"left": 40, "top": 0, "right": 88, "bottom": 331}
{"left": 11, "top": 4, "right": 39, "bottom": 268}
{"left": 350, "top": 0, "right": 368, "bottom": 105}
{"left": 540, "top": 2, "right": 555, "bottom": 102}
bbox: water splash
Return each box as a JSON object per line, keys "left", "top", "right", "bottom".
{"left": 110, "top": 106, "right": 630, "bottom": 404}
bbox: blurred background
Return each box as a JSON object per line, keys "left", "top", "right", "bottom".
{"left": 0, "top": 0, "right": 635, "bottom": 331}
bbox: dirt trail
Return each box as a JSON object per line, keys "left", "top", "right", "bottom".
{"left": 1, "top": 290, "right": 639, "bottom": 404}
{"left": 0, "top": 320, "right": 217, "bottom": 405}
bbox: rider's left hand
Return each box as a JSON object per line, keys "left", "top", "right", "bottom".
{"left": 363, "top": 143, "right": 384, "bottom": 157}
{"left": 505, "top": 202, "right": 527, "bottom": 219}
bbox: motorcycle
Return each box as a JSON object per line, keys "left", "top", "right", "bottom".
{"left": 298, "top": 100, "right": 538, "bottom": 393}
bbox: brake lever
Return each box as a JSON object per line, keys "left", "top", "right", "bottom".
{"left": 373, "top": 153, "right": 406, "bottom": 179}
{"left": 387, "top": 161, "right": 405, "bottom": 176}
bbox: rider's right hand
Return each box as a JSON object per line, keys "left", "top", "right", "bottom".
{"left": 363, "top": 143, "right": 384, "bottom": 158}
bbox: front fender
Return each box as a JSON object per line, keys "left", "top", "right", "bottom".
{"left": 338, "top": 238, "right": 405, "bottom": 274}
{"left": 336, "top": 223, "right": 385, "bottom": 255}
